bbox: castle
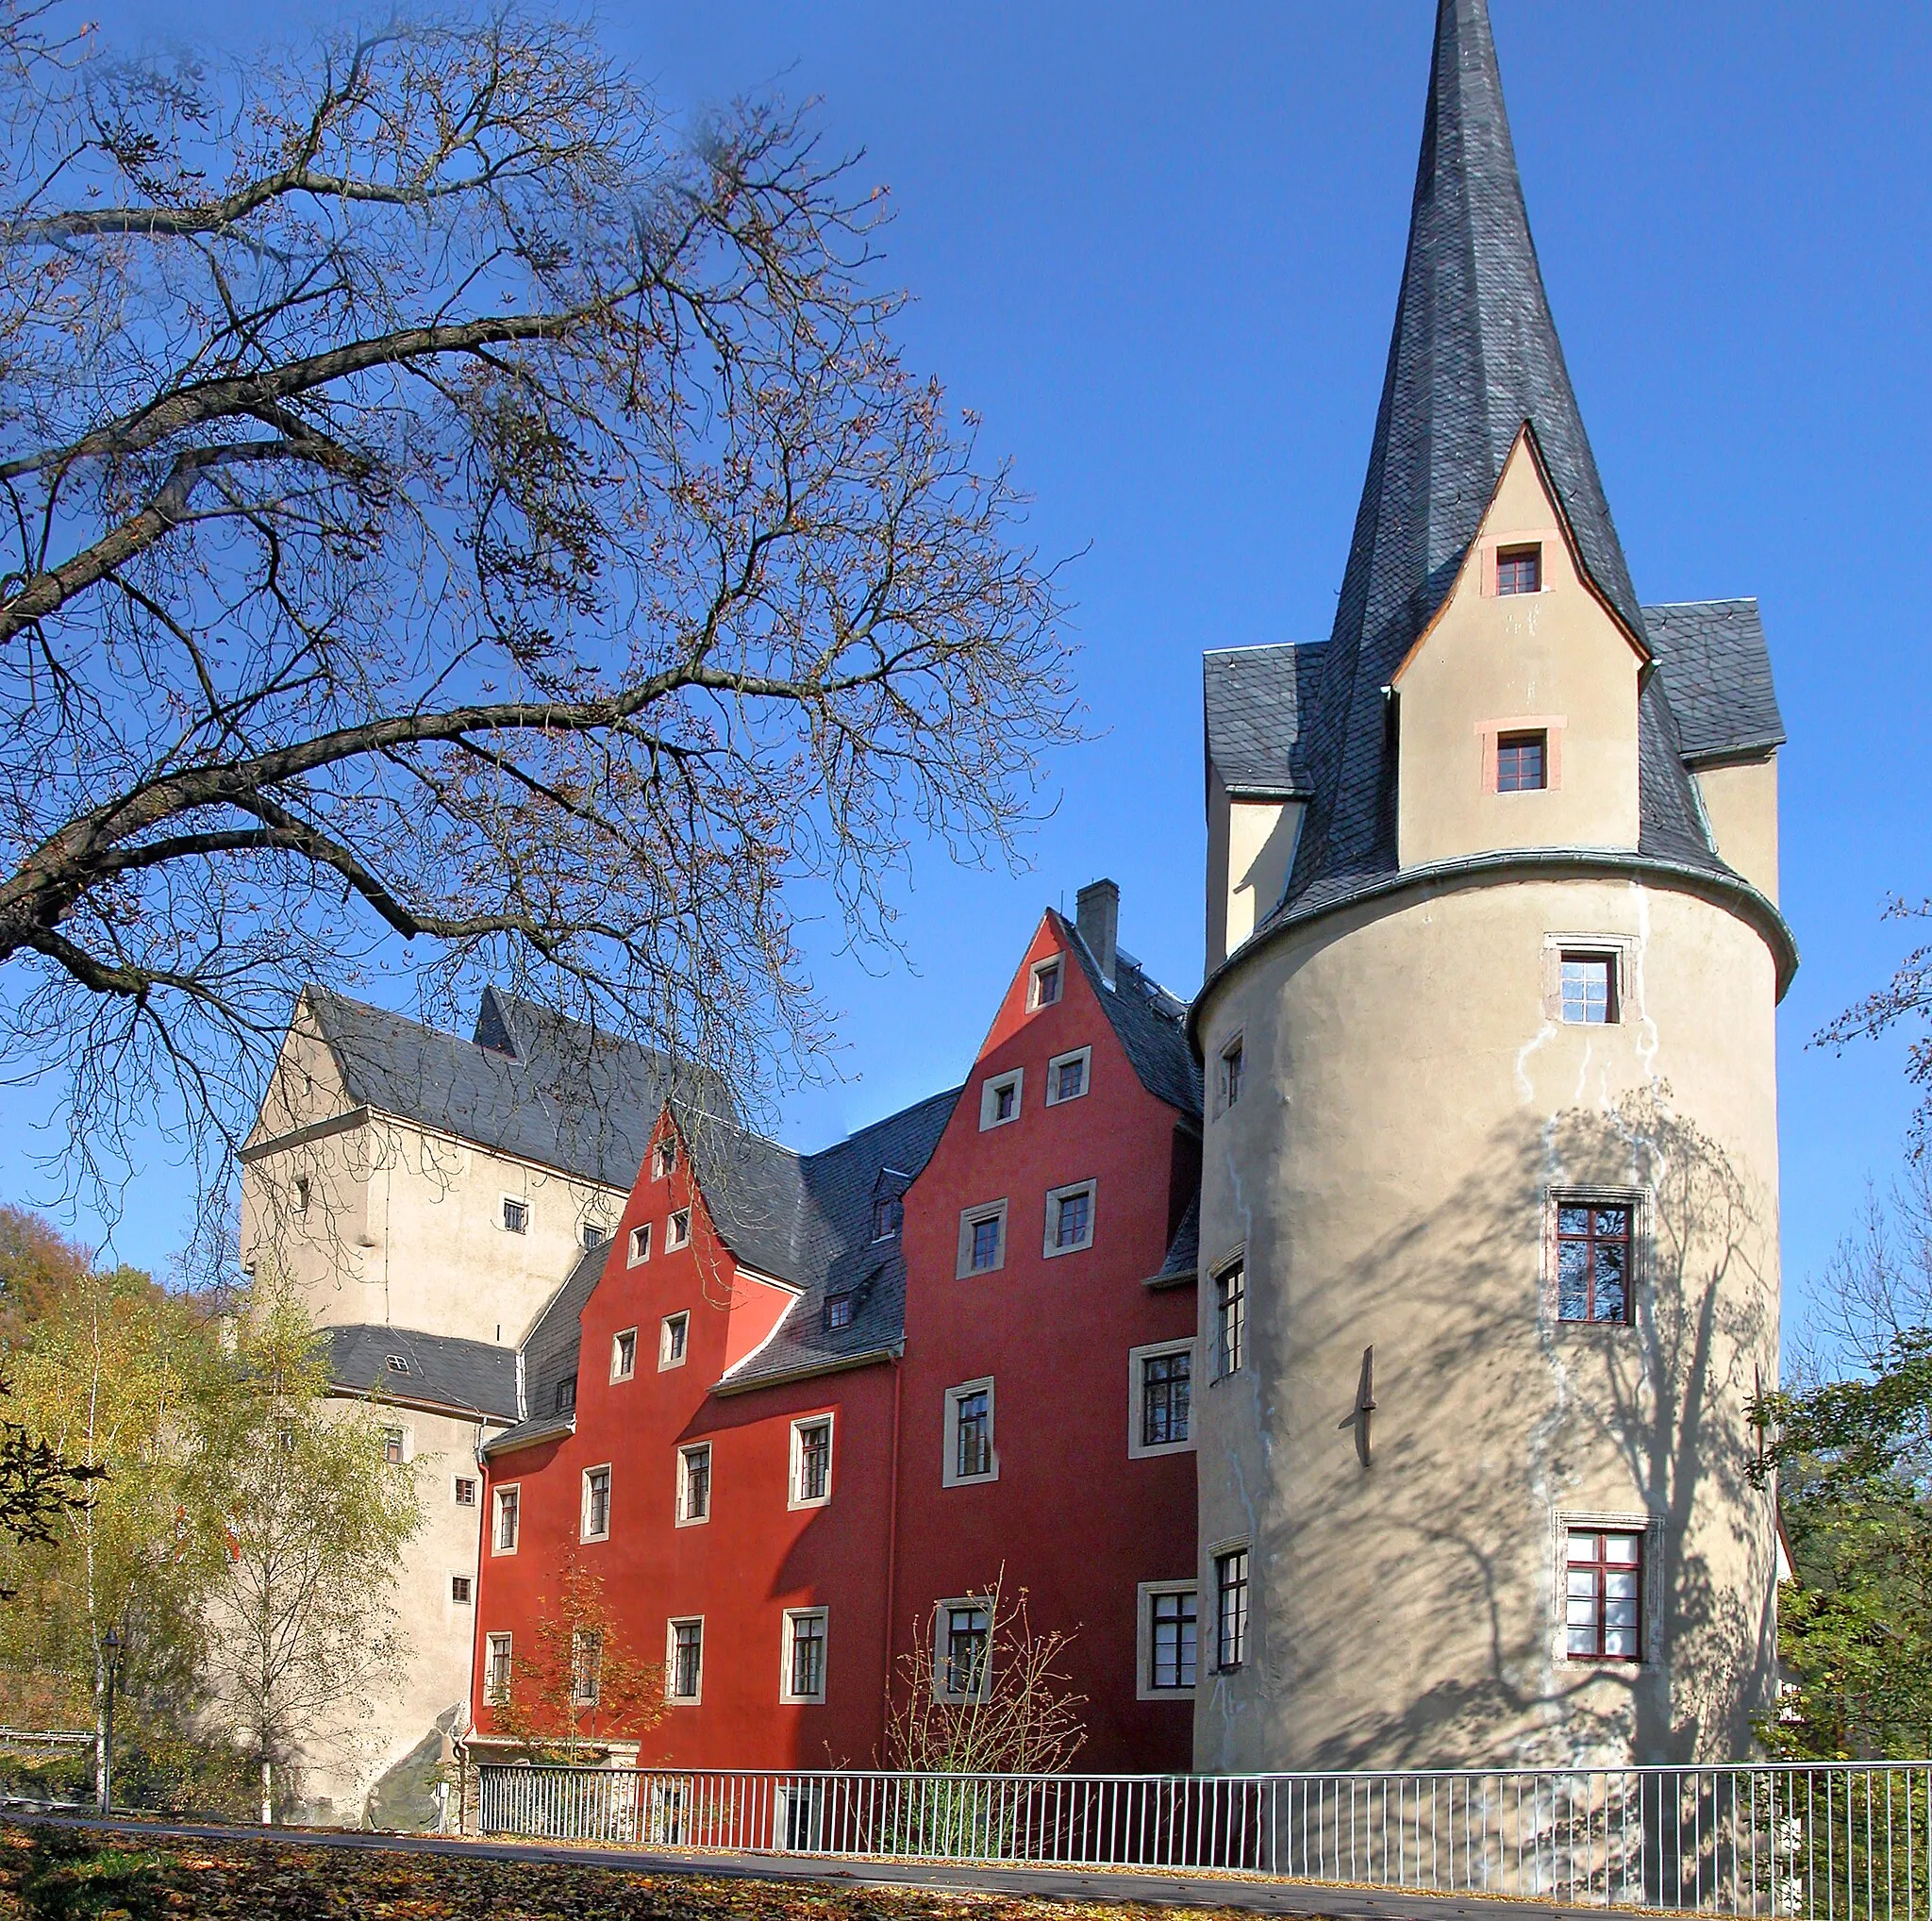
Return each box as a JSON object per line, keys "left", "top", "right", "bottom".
{"left": 242, "top": 0, "right": 1790, "bottom": 1821}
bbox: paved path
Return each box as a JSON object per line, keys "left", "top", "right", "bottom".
{"left": 8, "top": 1810, "right": 1638, "bottom": 1921}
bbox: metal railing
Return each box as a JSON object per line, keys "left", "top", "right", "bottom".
{"left": 475, "top": 1761, "right": 1932, "bottom": 1913}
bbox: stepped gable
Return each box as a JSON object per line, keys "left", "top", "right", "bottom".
{"left": 1054, "top": 912, "right": 1202, "bottom": 1122}
{"left": 325, "top": 1324, "right": 519, "bottom": 1423}
{"left": 1260, "top": 0, "right": 1732, "bottom": 939}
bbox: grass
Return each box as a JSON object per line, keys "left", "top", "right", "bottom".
{"left": 0, "top": 1821, "right": 1266, "bottom": 1921}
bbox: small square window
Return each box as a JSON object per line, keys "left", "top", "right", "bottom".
{"left": 1045, "top": 1047, "right": 1091, "bottom": 1106}
{"left": 666, "top": 1210, "right": 691, "bottom": 1252}
{"left": 455, "top": 1477, "right": 477, "bottom": 1507}
{"left": 501, "top": 1196, "right": 530, "bottom": 1235}
{"left": 628, "top": 1223, "right": 652, "bottom": 1266}
{"left": 1560, "top": 953, "right": 1619, "bottom": 1025}
{"left": 1556, "top": 1200, "right": 1636, "bottom": 1324}
{"left": 1031, "top": 959, "right": 1062, "bottom": 1009}
{"left": 980, "top": 1069, "right": 1024, "bottom": 1130}
{"left": 791, "top": 1417, "right": 833, "bottom": 1508}
{"left": 1497, "top": 543, "right": 1542, "bottom": 596}
{"left": 492, "top": 1485, "right": 520, "bottom": 1554}
{"left": 1214, "top": 1548, "right": 1249, "bottom": 1672}
{"left": 581, "top": 1221, "right": 606, "bottom": 1251}
{"left": 872, "top": 1196, "right": 903, "bottom": 1242}
{"left": 451, "top": 1575, "right": 473, "bottom": 1605}
{"left": 659, "top": 1312, "right": 689, "bottom": 1369}
{"left": 382, "top": 1426, "right": 406, "bottom": 1465}
{"left": 824, "top": 1292, "right": 856, "bottom": 1331}
{"left": 668, "top": 1618, "right": 704, "bottom": 1702}
{"left": 1566, "top": 1528, "right": 1643, "bottom": 1661}
{"left": 677, "top": 1443, "right": 711, "bottom": 1525}
{"left": 553, "top": 1376, "right": 576, "bottom": 1415}
{"left": 611, "top": 1328, "right": 638, "bottom": 1381}
{"left": 944, "top": 1380, "right": 996, "bottom": 1486}
{"left": 656, "top": 1140, "right": 677, "bottom": 1180}
{"left": 582, "top": 1464, "right": 611, "bottom": 1541}
{"left": 486, "top": 1632, "right": 512, "bottom": 1703}
{"left": 1497, "top": 730, "right": 1547, "bottom": 793}
{"left": 1214, "top": 1264, "right": 1246, "bottom": 1380}
{"left": 936, "top": 1600, "right": 991, "bottom": 1701}
{"left": 1044, "top": 1181, "right": 1095, "bottom": 1256}
{"left": 957, "top": 1202, "right": 1008, "bottom": 1278}
{"left": 783, "top": 1609, "right": 828, "bottom": 1704}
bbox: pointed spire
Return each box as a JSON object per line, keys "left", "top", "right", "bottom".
{"left": 1288, "top": 0, "right": 1648, "bottom": 897}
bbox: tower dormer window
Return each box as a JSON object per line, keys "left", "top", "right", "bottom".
{"left": 1496, "top": 730, "right": 1547, "bottom": 793}
{"left": 1496, "top": 543, "right": 1541, "bottom": 596}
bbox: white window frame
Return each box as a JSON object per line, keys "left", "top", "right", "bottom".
{"left": 942, "top": 1378, "right": 998, "bottom": 1488}
{"left": 485, "top": 1631, "right": 513, "bottom": 1705}
{"left": 581, "top": 1463, "right": 612, "bottom": 1543}
{"left": 676, "top": 1442, "right": 711, "bottom": 1528}
{"left": 932, "top": 1595, "right": 995, "bottom": 1703}
{"left": 627, "top": 1222, "right": 652, "bottom": 1266}
{"left": 1029, "top": 955, "right": 1064, "bottom": 1010}
{"left": 501, "top": 1194, "right": 530, "bottom": 1235}
{"left": 1137, "top": 1579, "right": 1199, "bottom": 1700}
{"left": 779, "top": 1606, "right": 830, "bottom": 1705}
{"left": 979, "top": 1068, "right": 1024, "bottom": 1131}
{"left": 491, "top": 1483, "right": 521, "bottom": 1556}
{"left": 454, "top": 1476, "right": 477, "bottom": 1507}
{"left": 956, "top": 1200, "right": 1008, "bottom": 1278}
{"left": 666, "top": 1209, "right": 691, "bottom": 1252}
{"left": 789, "top": 1413, "right": 835, "bottom": 1511}
{"left": 381, "top": 1423, "right": 412, "bottom": 1464}
{"left": 666, "top": 1615, "right": 705, "bottom": 1705}
{"left": 1554, "top": 1510, "right": 1666, "bottom": 1667}
{"left": 1127, "top": 1338, "right": 1196, "bottom": 1459}
{"left": 659, "top": 1311, "right": 690, "bottom": 1370}
{"left": 1043, "top": 1179, "right": 1097, "bottom": 1258}
{"left": 654, "top": 1139, "right": 677, "bottom": 1181}
{"left": 1044, "top": 1045, "right": 1092, "bottom": 1107}
{"left": 610, "top": 1328, "right": 638, "bottom": 1382}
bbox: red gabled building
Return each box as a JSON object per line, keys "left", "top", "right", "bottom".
{"left": 469, "top": 882, "right": 1202, "bottom": 1770}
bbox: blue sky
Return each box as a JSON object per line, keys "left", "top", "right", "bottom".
{"left": 4, "top": 1, "right": 1927, "bottom": 1345}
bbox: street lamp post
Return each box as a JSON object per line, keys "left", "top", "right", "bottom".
{"left": 99, "top": 1627, "right": 121, "bottom": 1817}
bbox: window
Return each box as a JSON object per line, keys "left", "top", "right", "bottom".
{"left": 1130, "top": 1342, "right": 1193, "bottom": 1456}
{"left": 943, "top": 1380, "right": 996, "bottom": 1486}
{"left": 1214, "top": 1264, "right": 1246, "bottom": 1380}
{"left": 1045, "top": 1046, "right": 1091, "bottom": 1106}
{"left": 1557, "top": 1201, "right": 1636, "bottom": 1324}
{"left": 451, "top": 1575, "right": 473, "bottom": 1606}
{"left": 553, "top": 1376, "right": 576, "bottom": 1415}
{"left": 980, "top": 1069, "right": 1023, "bottom": 1130}
{"left": 666, "top": 1209, "right": 691, "bottom": 1252}
{"left": 824, "top": 1292, "right": 856, "bottom": 1331}
{"left": 455, "top": 1477, "right": 477, "bottom": 1507}
{"left": 385, "top": 1353, "right": 411, "bottom": 1377}
{"left": 1214, "top": 1548, "right": 1249, "bottom": 1673}
{"left": 581, "top": 1220, "right": 606, "bottom": 1251}
{"left": 582, "top": 1465, "right": 611, "bottom": 1541}
{"left": 791, "top": 1417, "right": 833, "bottom": 1508}
{"left": 1030, "top": 958, "right": 1062, "bottom": 1009}
{"left": 492, "top": 1484, "right": 520, "bottom": 1554}
{"left": 1221, "top": 1038, "right": 1244, "bottom": 1112}
{"left": 502, "top": 1196, "right": 529, "bottom": 1235}
{"left": 382, "top": 1426, "right": 406, "bottom": 1465}
{"left": 1496, "top": 543, "right": 1542, "bottom": 596}
{"left": 677, "top": 1444, "right": 711, "bottom": 1525}
{"left": 782, "top": 1608, "right": 828, "bottom": 1704}
{"left": 668, "top": 1618, "right": 704, "bottom": 1702}
{"left": 1496, "top": 730, "right": 1548, "bottom": 793}
{"left": 294, "top": 1176, "right": 310, "bottom": 1217}
{"left": 956, "top": 1201, "right": 1008, "bottom": 1278}
{"left": 659, "top": 1312, "right": 689, "bottom": 1369}
{"left": 1140, "top": 1584, "right": 1198, "bottom": 1696}
{"left": 572, "top": 1629, "right": 603, "bottom": 1704}
{"left": 1044, "top": 1180, "right": 1095, "bottom": 1256}
{"left": 611, "top": 1328, "right": 638, "bottom": 1381}
{"left": 937, "top": 1601, "right": 991, "bottom": 1701}
{"left": 872, "top": 1196, "right": 903, "bottom": 1241}
{"left": 656, "top": 1140, "right": 677, "bottom": 1180}
{"left": 1560, "top": 952, "right": 1619, "bottom": 1025}
{"left": 1566, "top": 1529, "right": 1643, "bottom": 1661}
{"left": 486, "top": 1632, "right": 512, "bottom": 1704}
{"left": 628, "top": 1223, "right": 652, "bottom": 1266}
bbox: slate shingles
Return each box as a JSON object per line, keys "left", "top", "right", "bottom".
{"left": 325, "top": 1324, "right": 521, "bottom": 1423}
{"left": 1055, "top": 912, "right": 1201, "bottom": 1122}
{"left": 1644, "top": 600, "right": 1786, "bottom": 763}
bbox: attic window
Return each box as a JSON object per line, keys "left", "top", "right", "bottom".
{"left": 581, "top": 1221, "right": 606, "bottom": 1251}
{"left": 1496, "top": 544, "right": 1542, "bottom": 596}
{"left": 1030, "top": 959, "right": 1062, "bottom": 1010}
{"left": 666, "top": 1209, "right": 691, "bottom": 1252}
{"left": 825, "top": 1292, "right": 857, "bottom": 1331}
{"left": 554, "top": 1377, "right": 576, "bottom": 1415}
{"left": 384, "top": 1354, "right": 411, "bottom": 1377}
{"left": 1496, "top": 731, "right": 1547, "bottom": 793}
{"left": 872, "top": 1196, "right": 903, "bottom": 1242}
{"left": 655, "top": 1140, "right": 676, "bottom": 1180}
{"left": 502, "top": 1197, "right": 529, "bottom": 1235}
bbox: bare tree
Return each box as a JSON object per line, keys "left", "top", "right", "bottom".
{"left": 1815, "top": 897, "right": 1932, "bottom": 1159}
{"left": 0, "top": 2, "right": 1075, "bottom": 1246}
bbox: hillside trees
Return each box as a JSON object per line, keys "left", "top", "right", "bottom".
{"left": 0, "top": 1, "right": 1076, "bottom": 1254}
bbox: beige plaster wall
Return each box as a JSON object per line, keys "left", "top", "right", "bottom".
{"left": 1192, "top": 875, "right": 1781, "bottom": 1772}
{"left": 1393, "top": 440, "right": 1643, "bottom": 869}
{"left": 1694, "top": 757, "right": 1779, "bottom": 906}
{"left": 1206, "top": 766, "right": 1305, "bottom": 974}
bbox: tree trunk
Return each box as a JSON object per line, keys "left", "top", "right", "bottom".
{"left": 259, "top": 1755, "right": 272, "bottom": 1825}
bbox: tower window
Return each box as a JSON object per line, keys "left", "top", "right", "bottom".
{"left": 1556, "top": 1200, "right": 1635, "bottom": 1324}
{"left": 1215, "top": 1548, "right": 1249, "bottom": 1672}
{"left": 1496, "top": 543, "right": 1542, "bottom": 595}
{"left": 1221, "top": 1038, "right": 1244, "bottom": 1111}
{"left": 1214, "top": 1263, "right": 1246, "bottom": 1379}
{"left": 1566, "top": 1528, "right": 1642, "bottom": 1661}
{"left": 1496, "top": 730, "right": 1547, "bottom": 793}
{"left": 1560, "top": 953, "right": 1618, "bottom": 1025}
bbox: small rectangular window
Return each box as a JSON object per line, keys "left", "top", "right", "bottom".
{"left": 980, "top": 1069, "right": 1024, "bottom": 1130}
{"left": 656, "top": 1140, "right": 677, "bottom": 1180}
{"left": 783, "top": 1608, "right": 828, "bottom": 1704}
{"left": 1496, "top": 730, "right": 1548, "bottom": 793}
{"left": 669, "top": 1618, "right": 704, "bottom": 1701}
{"left": 1214, "top": 1265, "right": 1246, "bottom": 1380}
{"left": 572, "top": 1628, "right": 603, "bottom": 1705}
{"left": 486, "top": 1632, "right": 512, "bottom": 1703}
{"left": 493, "top": 1485, "right": 520, "bottom": 1554}
{"left": 628, "top": 1223, "right": 652, "bottom": 1266}
{"left": 1142, "top": 1349, "right": 1191, "bottom": 1447}
{"left": 792, "top": 1418, "right": 833, "bottom": 1507}
{"left": 824, "top": 1292, "right": 856, "bottom": 1331}
{"left": 666, "top": 1209, "right": 691, "bottom": 1252}
{"left": 502, "top": 1197, "right": 529, "bottom": 1235}
{"left": 611, "top": 1328, "right": 638, "bottom": 1381}
{"left": 454, "top": 1477, "right": 477, "bottom": 1507}
{"left": 1045, "top": 1180, "right": 1095, "bottom": 1255}
{"left": 1560, "top": 953, "right": 1619, "bottom": 1025}
{"left": 581, "top": 1221, "right": 606, "bottom": 1251}
{"left": 1222, "top": 1039, "right": 1244, "bottom": 1111}
{"left": 872, "top": 1196, "right": 903, "bottom": 1241}
{"left": 1031, "top": 959, "right": 1062, "bottom": 1009}
{"left": 677, "top": 1443, "right": 711, "bottom": 1525}
{"left": 958, "top": 1202, "right": 1008, "bottom": 1278}
{"left": 582, "top": 1465, "right": 611, "bottom": 1541}
{"left": 659, "top": 1311, "right": 689, "bottom": 1369}
{"left": 382, "top": 1426, "right": 406, "bottom": 1465}
{"left": 945, "top": 1381, "right": 996, "bottom": 1486}
{"left": 939, "top": 1602, "right": 991, "bottom": 1701}
{"left": 1215, "top": 1548, "right": 1249, "bottom": 1672}
{"left": 1046, "top": 1046, "right": 1091, "bottom": 1105}
{"left": 1557, "top": 1201, "right": 1636, "bottom": 1324}
{"left": 553, "top": 1376, "right": 576, "bottom": 1415}
{"left": 1149, "top": 1588, "right": 1197, "bottom": 1691}
{"left": 451, "top": 1575, "right": 473, "bottom": 1606}
{"left": 974, "top": 1217, "right": 1001, "bottom": 1267}
{"left": 294, "top": 1176, "right": 310, "bottom": 1217}
{"left": 1496, "top": 543, "right": 1542, "bottom": 596}
{"left": 1566, "top": 1528, "right": 1643, "bottom": 1661}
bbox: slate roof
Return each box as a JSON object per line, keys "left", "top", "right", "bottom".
{"left": 1202, "top": 643, "right": 1324, "bottom": 798}
{"left": 303, "top": 986, "right": 710, "bottom": 1193}
{"left": 1644, "top": 600, "right": 1786, "bottom": 764}
{"left": 482, "top": 1238, "right": 608, "bottom": 1454}
{"left": 1146, "top": 1192, "right": 1200, "bottom": 1289}
{"left": 325, "top": 1323, "right": 520, "bottom": 1423}
{"left": 1054, "top": 911, "right": 1202, "bottom": 1122}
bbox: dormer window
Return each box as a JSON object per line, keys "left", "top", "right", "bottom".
{"left": 1496, "top": 730, "right": 1547, "bottom": 793}
{"left": 825, "top": 1292, "right": 856, "bottom": 1331}
{"left": 1496, "top": 543, "right": 1541, "bottom": 596}
{"left": 872, "top": 1196, "right": 903, "bottom": 1241}
{"left": 384, "top": 1354, "right": 411, "bottom": 1377}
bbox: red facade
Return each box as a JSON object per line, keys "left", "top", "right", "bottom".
{"left": 470, "top": 903, "right": 1201, "bottom": 1770}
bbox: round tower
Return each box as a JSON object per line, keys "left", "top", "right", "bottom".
{"left": 1191, "top": 0, "right": 1791, "bottom": 1772}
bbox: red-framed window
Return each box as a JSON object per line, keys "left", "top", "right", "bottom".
{"left": 1496, "top": 730, "right": 1547, "bottom": 793}
{"left": 1557, "top": 1201, "right": 1634, "bottom": 1324}
{"left": 1565, "top": 1528, "right": 1642, "bottom": 1661}
{"left": 1497, "top": 544, "right": 1542, "bottom": 596}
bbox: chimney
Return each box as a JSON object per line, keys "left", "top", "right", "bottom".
{"left": 1076, "top": 878, "right": 1120, "bottom": 989}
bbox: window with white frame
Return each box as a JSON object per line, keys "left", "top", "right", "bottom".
{"left": 791, "top": 1416, "right": 833, "bottom": 1509}
{"left": 492, "top": 1483, "right": 520, "bottom": 1553}
{"left": 611, "top": 1328, "right": 638, "bottom": 1381}
{"left": 455, "top": 1477, "right": 476, "bottom": 1507}
{"left": 1138, "top": 1582, "right": 1198, "bottom": 1698}
{"left": 666, "top": 1209, "right": 691, "bottom": 1251}
{"left": 627, "top": 1223, "right": 652, "bottom": 1266}
{"left": 1214, "top": 1547, "right": 1249, "bottom": 1673}
{"left": 1030, "top": 956, "right": 1063, "bottom": 1010}
{"left": 935, "top": 1599, "right": 992, "bottom": 1701}
{"left": 979, "top": 1068, "right": 1024, "bottom": 1130}
{"left": 501, "top": 1196, "right": 529, "bottom": 1235}
{"left": 571, "top": 1628, "right": 603, "bottom": 1704}
{"left": 659, "top": 1311, "right": 689, "bottom": 1369}
{"left": 1128, "top": 1340, "right": 1194, "bottom": 1458}
{"left": 943, "top": 1379, "right": 997, "bottom": 1487}
{"left": 1213, "top": 1262, "right": 1246, "bottom": 1379}
{"left": 1043, "top": 1179, "right": 1096, "bottom": 1257}
{"left": 676, "top": 1443, "right": 711, "bottom": 1525}
{"left": 1044, "top": 1046, "right": 1091, "bottom": 1106}
{"left": 781, "top": 1608, "right": 829, "bottom": 1704}
{"left": 486, "top": 1632, "right": 512, "bottom": 1703}
{"left": 667, "top": 1617, "right": 704, "bottom": 1702}
{"left": 956, "top": 1200, "right": 1008, "bottom": 1278}
{"left": 655, "top": 1139, "right": 677, "bottom": 1180}
{"left": 581, "top": 1464, "right": 611, "bottom": 1541}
